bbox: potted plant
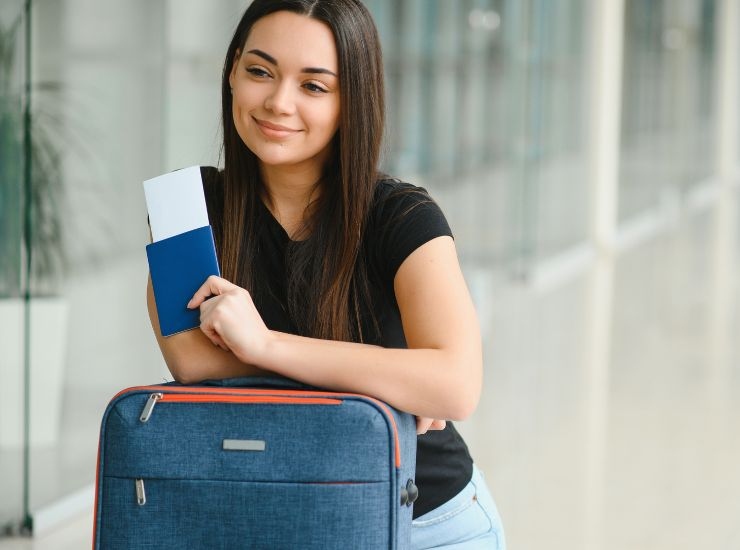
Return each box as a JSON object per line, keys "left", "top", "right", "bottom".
{"left": 0, "top": 15, "right": 23, "bottom": 299}
{"left": 1, "top": 13, "right": 68, "bottom": 449}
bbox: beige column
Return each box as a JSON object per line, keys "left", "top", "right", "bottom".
{"left": 589, "top": 0, "right": 625, "bottom": 252}
{"left": 716, "top": 0, "right": 739, "bottom": 182}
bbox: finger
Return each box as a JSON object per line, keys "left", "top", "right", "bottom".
{"left": 429, "top": 419, "right": 447, "bottom": 431}
{"left": 197, "top": 292, "right": 220, "bottom": 317}
{"left": 416, "top": 417, "right": 434, "bottom": 435}
{"left": 210, "top": 331, "right": 229, "bottom": 351}
{"left": 187, "top": 276, "right": 235, "bottom": 309}
{"left": 200, "top": 322, "right": 230, "bottom": 351}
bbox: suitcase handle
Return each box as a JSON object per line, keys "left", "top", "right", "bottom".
{"left": 193, "top": 375, "right": 315, "bottom": 391}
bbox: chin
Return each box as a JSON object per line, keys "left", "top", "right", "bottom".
{"left": 248, "top": 143, "right": 324, "bottom": 169}
{"left": 251, "top": 149, "right": 305, "bottom": 167}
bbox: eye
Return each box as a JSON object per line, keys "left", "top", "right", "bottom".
{"left": 303, "top": 81, "right": 329, "bottom": 94}
{"left": 246, "top": 66, "right": 271, "bottom": 78}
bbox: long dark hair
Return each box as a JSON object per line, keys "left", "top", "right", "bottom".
{"left": 219, "top": 0, "right": 384, "bottom": 342}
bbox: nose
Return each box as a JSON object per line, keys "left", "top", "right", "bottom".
{"left": 264, "top": 80, "right": 296, "bottom": 116}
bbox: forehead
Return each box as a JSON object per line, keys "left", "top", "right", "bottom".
{"left": 245, "top": 11, "right": 338, "bottom": 72}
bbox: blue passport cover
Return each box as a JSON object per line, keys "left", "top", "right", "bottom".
{"left": 146, "top": 225, "right": 220, "bottom": 337}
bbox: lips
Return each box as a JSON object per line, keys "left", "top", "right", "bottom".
{"left": 253, "top": 117, "right": 301, "bottom": 138}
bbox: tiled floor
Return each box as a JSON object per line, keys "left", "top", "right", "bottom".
{"left": 0, "top": 512, "right": 91, "bottom": 550}
{"left": 2, "top": 193, "right": 739, "bottom": 549}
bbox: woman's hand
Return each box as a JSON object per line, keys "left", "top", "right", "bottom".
{"left": 187, "top": 275, "right": 271, "bottom": 365}
{"left": 416, "top": 417, "right": 447, "bottom": 435}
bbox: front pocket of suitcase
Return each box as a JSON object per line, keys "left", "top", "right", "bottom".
{"left": 105, "top": 393, "right": 397, "bottom": 484}
{"left": 99, "top": 476, "right": 391, "bottom": 550}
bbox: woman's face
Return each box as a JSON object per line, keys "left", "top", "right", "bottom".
{"left": 229, "top": 11, "right": 340, "bottom": 175}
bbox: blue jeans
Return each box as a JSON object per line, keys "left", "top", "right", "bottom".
{"left": 411, "top": 465, "right": 506, "bottom": 549}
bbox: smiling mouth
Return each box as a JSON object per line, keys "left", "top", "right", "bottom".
{"left": 253, "top": 117, "right": 301, "bottom": 138}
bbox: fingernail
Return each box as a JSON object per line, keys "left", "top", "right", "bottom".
{"left": 186, "top": 299, "right": 193, "bottom": 309}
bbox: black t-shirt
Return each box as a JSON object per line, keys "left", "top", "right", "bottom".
{"left": 201, "top": 167, "right": 474, "bottom": 518}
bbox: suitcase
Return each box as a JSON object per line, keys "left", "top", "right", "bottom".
{"left": 92, "top": 376, "right": 418, "bottom": 549}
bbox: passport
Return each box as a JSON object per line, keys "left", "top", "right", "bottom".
{"left": 146, "top": 225, "right": 221, "bottom": 337}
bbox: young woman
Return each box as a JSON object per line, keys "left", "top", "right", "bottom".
{"left": 146, "top": 1, "right": 505, "bottom": 548}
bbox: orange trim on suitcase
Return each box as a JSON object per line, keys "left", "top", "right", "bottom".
{"left": 159, "top": 394, "right": 342, "bottom": 405}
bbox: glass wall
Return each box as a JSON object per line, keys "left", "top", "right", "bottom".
{"left": 27, "top": 0, "right": 164, "bottom": 515}
{"left": 0, "top": 0, "right": 29, "bottom": 534}
{"left": 619, "top": 0, "right": 717, "bottom": 221}
{"left": 23, "top": 0, "right": 253, "bottom": 519}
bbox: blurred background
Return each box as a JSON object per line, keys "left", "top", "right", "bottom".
{"left": 1, "top": 0, "right": 738, "bottom": 548}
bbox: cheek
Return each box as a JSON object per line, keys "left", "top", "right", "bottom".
{"left": 315, "top": 102, "right": 340, "bottom": 137}
{"left": 232, "top": 84, "right": 260, "bottom": 115}
{"left": 230, "top": 100, "right": 255, "bottom": 148}
{"left": 231, "top": 90, "right": 261, "bottom": 134}
{"left": 231, "top": 100, "right": 246, "bottom": 136}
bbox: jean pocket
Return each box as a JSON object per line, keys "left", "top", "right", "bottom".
{"left": 412, "top": 492, "right": 477, "bottom": 528}
{"left": 411, "top": 484, "right": 494, "bottom": 547}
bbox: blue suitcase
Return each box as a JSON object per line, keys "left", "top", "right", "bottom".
{"left": 93, "top": 377, "right": 418, "bottom": 549}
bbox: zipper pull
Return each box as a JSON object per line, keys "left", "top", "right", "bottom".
{"left": 135, "top": 479, "right": 146, "bottom": 506}
{"left": 139, "top": 393, "right": 163, "bottom": 423}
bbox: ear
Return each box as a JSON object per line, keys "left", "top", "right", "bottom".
{"left": 229, "top": 49, "right": 242, "bottom": 89}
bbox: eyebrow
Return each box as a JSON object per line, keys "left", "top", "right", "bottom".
{"left": 246, "top": 48, "right": 337, "bottom": 77}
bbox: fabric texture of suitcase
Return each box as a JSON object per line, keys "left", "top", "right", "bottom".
{"left": 93, "top": 376, "right": 418, "bottom": 549}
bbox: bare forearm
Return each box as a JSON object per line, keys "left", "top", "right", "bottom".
{"left": 248, "top": 331, "right": 481, "bottom": 420}
{"left": 147, "top": 275, "right": 268, "bottom": 383}
{"left": 163, "top": 331, "right": 269, "bottom": 384}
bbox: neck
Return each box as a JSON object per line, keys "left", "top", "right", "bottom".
{"left": 259, "top": 162, "right": 323, "bottom": 238}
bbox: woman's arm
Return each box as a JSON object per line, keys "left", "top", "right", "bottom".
{"left": 188, "top": 236, "right": 482, "bottom": 420}
{"left": 146, "top": 276, "right": 270, "bottom": 383}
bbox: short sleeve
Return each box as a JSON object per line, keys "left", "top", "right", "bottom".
{"left": 369, "top": 180, "right": 453, "bottom": 287}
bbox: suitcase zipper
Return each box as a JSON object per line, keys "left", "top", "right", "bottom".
{"left": 139, "top": 392, "right": 163, "bottom": 423}
{"left": 158, "top": 394, "right": 342, "bottom": 405}
{"left": 135, "top": 479, "right": 146, "bottom": 505}
{"left": 139, "top": 392, "right": 341, "bottom": 423}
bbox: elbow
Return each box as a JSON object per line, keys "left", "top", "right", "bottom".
{"left": 446, "top": 388, "right": 480, "bottom": 421}
{"left": 444, "top": 357, "right": 482, "bottom": 421}
{"left": 451, "top": 402, "right": 479, "bottom": 422}
{"left": 166, "top": 361, "right": 191, "bottom": 385}
{"left": 165, "top": 356, "right": 203, "bottom": 386}
{"left": 171, "top": 371, "right": 198, "bottom": 386}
